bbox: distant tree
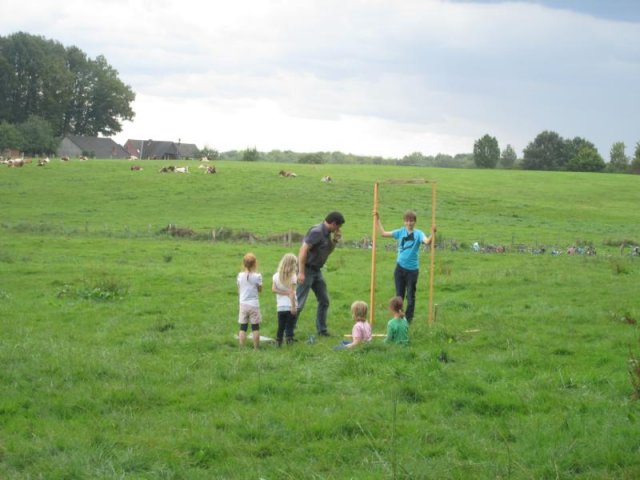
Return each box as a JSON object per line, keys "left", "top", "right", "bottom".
{"left": 473, "top": 134, "right": 500, "bottom": 168}
{"left": 566, "top": 146, "right": 605, "bottom": 172}
{"left": 298, "top": 152, "right": 324, "bottom": 164}
{"left": 242, "top": 147, "right": 259, "bottom": 161}
{"left": 399, "top": 152, "right": 427, "bottom": 166}
{"left": 450, "top": 153, "right": 474, "bottom": 168}
{"left": 17, "top": 115, "right": 57, "bottom": 154}
{"left": 522, "top": 130, "right": 567, "bottom": 171}
{"left": 565, "top": 137, "right": 597, "bottom": 164}
{"left": 0, "top": 120, "right": 24, "bottom": 151}
{"left": 608, "top": 141, "right": 629, "bottom": 173}
{"left": 0, "top": 32, "right": 135, "bottom": 137}
{"left": 631, "top": 142, "right": 640, "bottom": 174}
{"left": 198, "top": 146, "right": 220, "bottom": 160}
{"left": 499, "top": 144, "right": 517, "bottom": 168}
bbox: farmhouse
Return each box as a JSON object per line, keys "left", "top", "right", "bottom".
{"left": 57, "top": 135, "right": 129, "bottom": 159}
{"left": 123, "top": 139, "right": 199, "bottom": 160}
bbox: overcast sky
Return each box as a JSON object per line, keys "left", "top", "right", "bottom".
{"left": 4, "top": 0, "right": 640, "bottom": 158}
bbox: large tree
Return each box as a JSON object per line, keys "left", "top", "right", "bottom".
{"left": 473, "top": 134, "right": 500, "bottom": 168}
{"left": 522, "top": 130, "right": 567, "bottom": 171}
{"left": 17, "top": 115, "right": 58, "bottom": 154}
{"left": 0, "top": 120, "right": 24, "bottom": 151}
{"left": 631, "top": 141, "right": 640, "bottom": 174}
{"left": 565, "top": 137, "right": 597, "bottom": 164}
{"left": 500, "top": 144, "right": 517, "bottom": 168}
{"left": 608, "top": 141, "right": 629, "bottom": 173}
{"left": 0, "top": 32, "right": 134, "bottom": 138}
{"left": 566, "top": 146, "right": 605, "bottom": 172}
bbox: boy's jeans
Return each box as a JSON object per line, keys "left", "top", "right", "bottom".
{"left": 394, "top": 264, "right": 419, "bottom": 322}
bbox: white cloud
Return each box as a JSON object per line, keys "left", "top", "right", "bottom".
{"left": 4, "top": 0, "right": 640, "bottom": 157}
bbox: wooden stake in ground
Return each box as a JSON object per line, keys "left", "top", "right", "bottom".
{"left": 428, "top": 182, "right": 437, "bottom": 325}
{"left": 369, "top": 182, "right": 379, "bottom": 326}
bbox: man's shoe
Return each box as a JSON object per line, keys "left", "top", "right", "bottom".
{"left": 318, "top": 331, "right": 332, "bottom": 337}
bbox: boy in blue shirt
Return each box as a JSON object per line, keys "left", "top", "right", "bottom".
{"left": 375, "top": 210, "right": 435, "bottom": 323}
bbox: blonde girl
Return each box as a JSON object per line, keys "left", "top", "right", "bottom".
{"left": 271, "top": 253, "right": 298, "bottom": 346}
{"left": 346, "top": 300, "right": 372, "bottom": 348}
{"left": 236, "top": 252, "right": 263, "bottom": 348}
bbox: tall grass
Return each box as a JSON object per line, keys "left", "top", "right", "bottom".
{"left": 1, "top": 160, "right": 639, "bottom": 478}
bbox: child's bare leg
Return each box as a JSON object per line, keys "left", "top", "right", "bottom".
{"left": 239, "top": 330, "right": 246, "bottom": 346}
{"left": 252, "top": 329, "right": 260, "bottom": 349}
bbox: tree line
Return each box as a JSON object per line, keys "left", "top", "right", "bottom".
{"left": 473, "top": 132, "right": 640, "bottom": 174}
{"left": 3, "top": 32, "right": 638, "bottom": 174}
{"left": 0, "top": 32, "right": 134, "bottom": 154}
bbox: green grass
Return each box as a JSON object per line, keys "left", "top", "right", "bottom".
{"left": 1, "top": 160, "right": 639, "bottom": 479}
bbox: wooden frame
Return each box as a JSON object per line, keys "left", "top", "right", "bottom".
{"left": 369, "top": 179, "right": 437, "bottom": 326}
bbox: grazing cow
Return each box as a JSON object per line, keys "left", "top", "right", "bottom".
{"left": 129, "top": 155, "right": 138, "bottom": 160}
{"left": 7, "top": 159, "right": 25, "bottom": 167}
{"left": 279, "top": 170, "right": 297, "bottom": 177}
{"left": 37, "top": 157, "right": 50, "bottom": 166}
{"left": 79, "top": 155, "right": 88, "bottom": 161}
{"left": 61, "top": 156, "right": 70, "bottom": 162}
{"left": 174, "top": 166, "right": 189, "bottom": 173}
{"left": 130, "top": 165, "right": 143, "bottom": 171}
{"left": 321, "top": 176, "right": 332, "bottom": 182}
{"left": 200, "top": 156, "right": 209, "bottom": 162}
{"left": 159, "top": 165, "right": 176, "bottom": 173}
{"left": 204, "top": 165, "right": 217, "bottom": 174}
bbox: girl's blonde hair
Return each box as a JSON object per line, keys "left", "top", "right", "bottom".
{"left": 351, "top": 300, "right": 368, "bottom": 322}
{"left": 389, "top": 296, "right": 404, "bottom": 316}
{"left": 242, "top": 253, "right": 257, "bottom": 274}
{"left": 277, "top": 253, "right": 298, "bottom": 286}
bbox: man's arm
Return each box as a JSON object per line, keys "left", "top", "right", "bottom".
{"left": 298, "top": 242, "right": 310, "bottom": 284}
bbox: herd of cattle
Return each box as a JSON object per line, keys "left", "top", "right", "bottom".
{"left": 1, "top": 155, "right": 88, "bottom": 167}
{"left": 2, "top": 156, "right": 335, "bottom": 183}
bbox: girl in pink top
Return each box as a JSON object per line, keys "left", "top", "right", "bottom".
{"left": 346, "top": 301, "right": 372, "bottom": 348}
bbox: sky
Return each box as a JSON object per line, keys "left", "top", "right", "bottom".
{"left": 3, "top": 0, "right": 640, "bottom": 158}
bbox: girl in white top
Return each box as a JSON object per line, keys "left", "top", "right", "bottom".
{"left": 236, "top": 252, "right": 263, "bottom": 349}
{"left": 271, "top": 253, "right": 298, "bottom": 346}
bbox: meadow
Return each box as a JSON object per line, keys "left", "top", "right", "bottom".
{"left": 1, "top": 159, "right": 639, "bottom": 479}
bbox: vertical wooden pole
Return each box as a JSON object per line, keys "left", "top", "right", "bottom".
{"left": 370, "top": 182, "right": 379, "bottom": 326}
{"left": 428, "top": 182, "right": 437, "bottom": 325}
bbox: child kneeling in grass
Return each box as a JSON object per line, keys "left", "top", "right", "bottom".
{"left": 385, "top": 296, "right": 409, "bottom": 346}
{"left": 347, "top": 300, "right": 372, "bottom": 348}
{"left": 336, "top": 300, "right": 372, "bottom": 350}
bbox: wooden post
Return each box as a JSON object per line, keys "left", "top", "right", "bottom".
{"left": 369, "top": 182, "right": 379, "bottom": 326}
{"left": 428, "top": 182, "right": 437, "bottom": 325}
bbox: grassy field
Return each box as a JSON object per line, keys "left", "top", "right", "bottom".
{"left": 1, "top": 159, "right": 639, "bottom": 479}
